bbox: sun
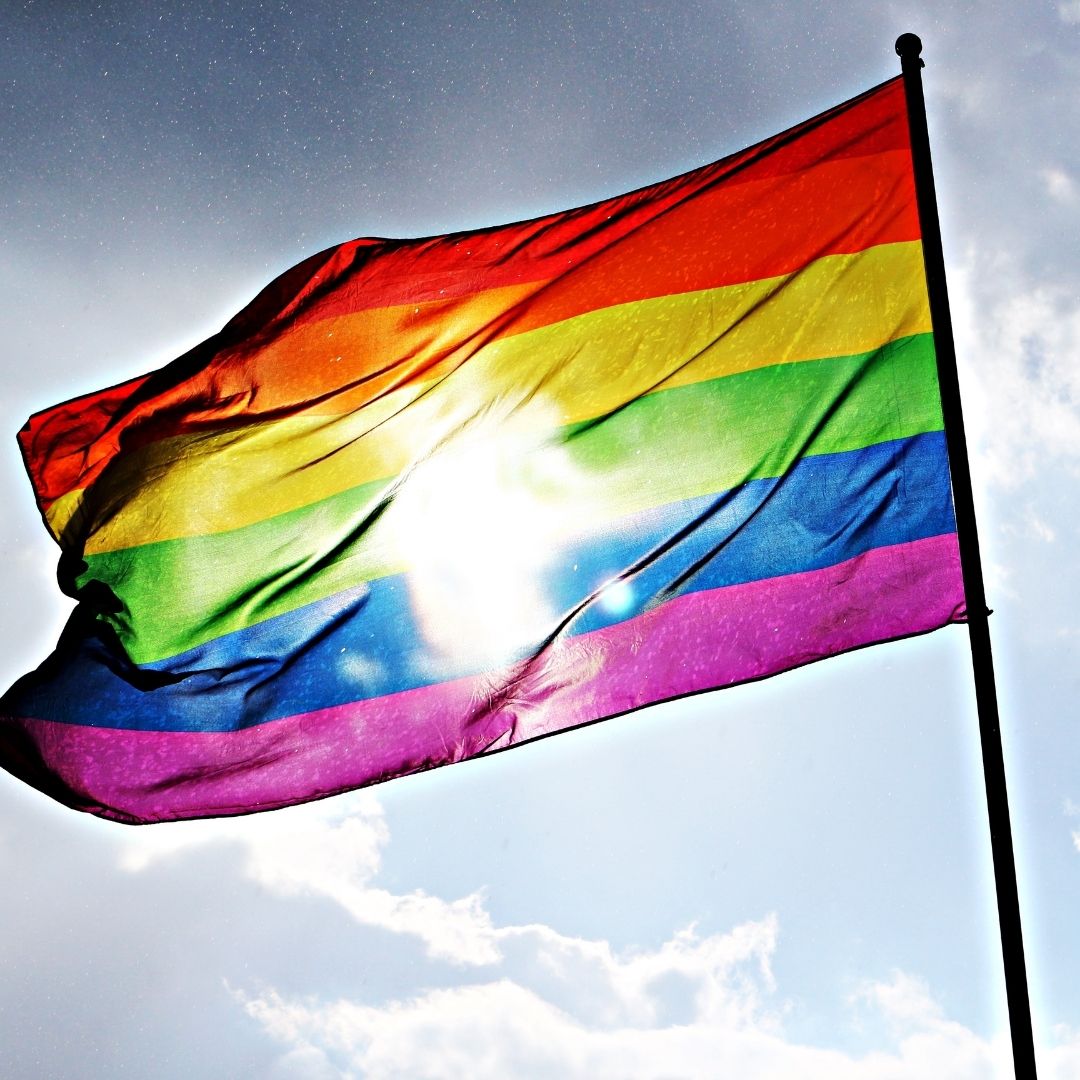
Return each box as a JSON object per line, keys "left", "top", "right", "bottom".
{"left": 387, "top": 398, "right": 588, "bottom": 676}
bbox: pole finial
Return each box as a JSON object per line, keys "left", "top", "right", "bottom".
{"left": 895, "top": 33, "right": 924, "bottom": 63}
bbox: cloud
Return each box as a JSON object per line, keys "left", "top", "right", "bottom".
{"left": 999, "top": 510, "right": 1057, "bottom": 546}
{"left": 1057, "top": 1, "right": 1080, "bottom": 25}
{"left": 118, "top": 792, "right": 500, "bottom": 966}
{"left": 1027, "top": 515, "right": 1057, "bottom": 543}
{"left": 118, "top": 792, "right": 781, "bottom": 1003}
{"left": 948, "top": 253, "right": 1080, "bottom": 488}
{"left": 852, "top": 970, "right": 945, "bottom": 1032}
{"left": 234, "top": 955, "right": 1080, "bottom": 1079}
{"left": 1041, "top": 167, "right": 1076, "bottom": 204}
{"left": 118, "top": 795, "right": 1080, "bottom": 1079}
{"left": 1049, "top": 1026, "right": 1080, "bottom": 1075}
{"left": 234, "top": 951, "right": 1021, "bottom": 1080}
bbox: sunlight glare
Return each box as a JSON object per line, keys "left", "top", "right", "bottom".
{"left": 388, "top": 401, "right": 585, "bottom": 674}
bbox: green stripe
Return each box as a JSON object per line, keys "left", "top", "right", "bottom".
{"left": 79, "top": 334, "right": 942, "bottom": 664}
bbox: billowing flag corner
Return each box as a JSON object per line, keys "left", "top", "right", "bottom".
{"left": 0, "top": 75, "right": 966, "bottom": 823}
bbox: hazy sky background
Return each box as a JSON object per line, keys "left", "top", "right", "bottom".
{"left": 2, "top": 2, "right": 1079, "bottom": 1077}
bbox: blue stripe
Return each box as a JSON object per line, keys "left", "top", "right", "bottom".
{"left": 3, "top": 431, "right": 955, "bottom": 732}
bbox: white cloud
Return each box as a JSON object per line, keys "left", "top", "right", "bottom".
{"left": 1058, "top": 1, "right": 1080, "bottom": 25}
{"left": 935, "top": 70, "right": 995, "bottom": 124}
{"left": 1028, "top": 515, "right": 1057, "bottom": 543}
{"left": 234, "top": 955, "right": 1020, "bottom": 1080}
{"left": 118, "top": 792, "right": 500, "bottom": 965}
{"left": 999, "top": 509, "right": 1057, "bottom": 544}
{"left": 949, "top": 254, "right": 1080, "bottom": 488}
{"left": 260, "top": 1044, "right": 343, "bottom": 1080}
{"left": 1041, "top": 167, "right": 1076, "bottom": 203}
{"left": 235, "top": 960, "right": 1080, "bottom": 1079}
{"left": 852, "top": 970, "right": 944, "bottom": 1032}
{"left": 118, "top": 791, "right": 779, "bottom": 999}
{"left": 981, "top": 558, "right": 1014, "bottom": 599}
{"left": 494, "top": 915, "right": 781, "bottom": 1033}
{"left": 115, "top": 786, "right": 1080, "bottom": 1079}
{"left": 1048, "top": 1026, "right": 1080, "bottom": 1076}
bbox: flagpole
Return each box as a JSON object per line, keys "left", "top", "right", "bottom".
{"left": 894, "top": 33, "right": 1037, "bottom": 1078}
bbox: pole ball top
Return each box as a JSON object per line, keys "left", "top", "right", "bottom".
{"left": 895, "top": 34, "right": 923, "bottom": 60}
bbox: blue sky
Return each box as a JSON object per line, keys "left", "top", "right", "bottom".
{"left": 2, "top": 2, "right": 1079, "bottom": 1076}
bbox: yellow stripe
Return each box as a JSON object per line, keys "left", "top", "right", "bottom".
{"left": 58, "top": 241, "right": 929, "bottom": 555}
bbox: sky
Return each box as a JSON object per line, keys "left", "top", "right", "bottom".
{"left": 1, "top": 1, "right": 1079, "bottom": 1077}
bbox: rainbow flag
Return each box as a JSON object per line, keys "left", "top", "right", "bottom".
{"left": 0, "top": 77, "right": 966, "bottom": 823}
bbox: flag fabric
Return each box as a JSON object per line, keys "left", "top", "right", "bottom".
{"left": 0, "top": 76, "right": 966, "bottom": 824}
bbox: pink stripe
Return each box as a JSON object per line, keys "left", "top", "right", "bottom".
{"left": 6, "top": 534, "right": 965, "bottom": 823}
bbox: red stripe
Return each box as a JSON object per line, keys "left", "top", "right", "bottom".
{"left": 231, "top": 78, "right": 911, "bottom": 320}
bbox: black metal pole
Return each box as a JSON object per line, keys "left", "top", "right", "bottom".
{"left": 894, "top": 33, "right": 1037, "bottom": 1078}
